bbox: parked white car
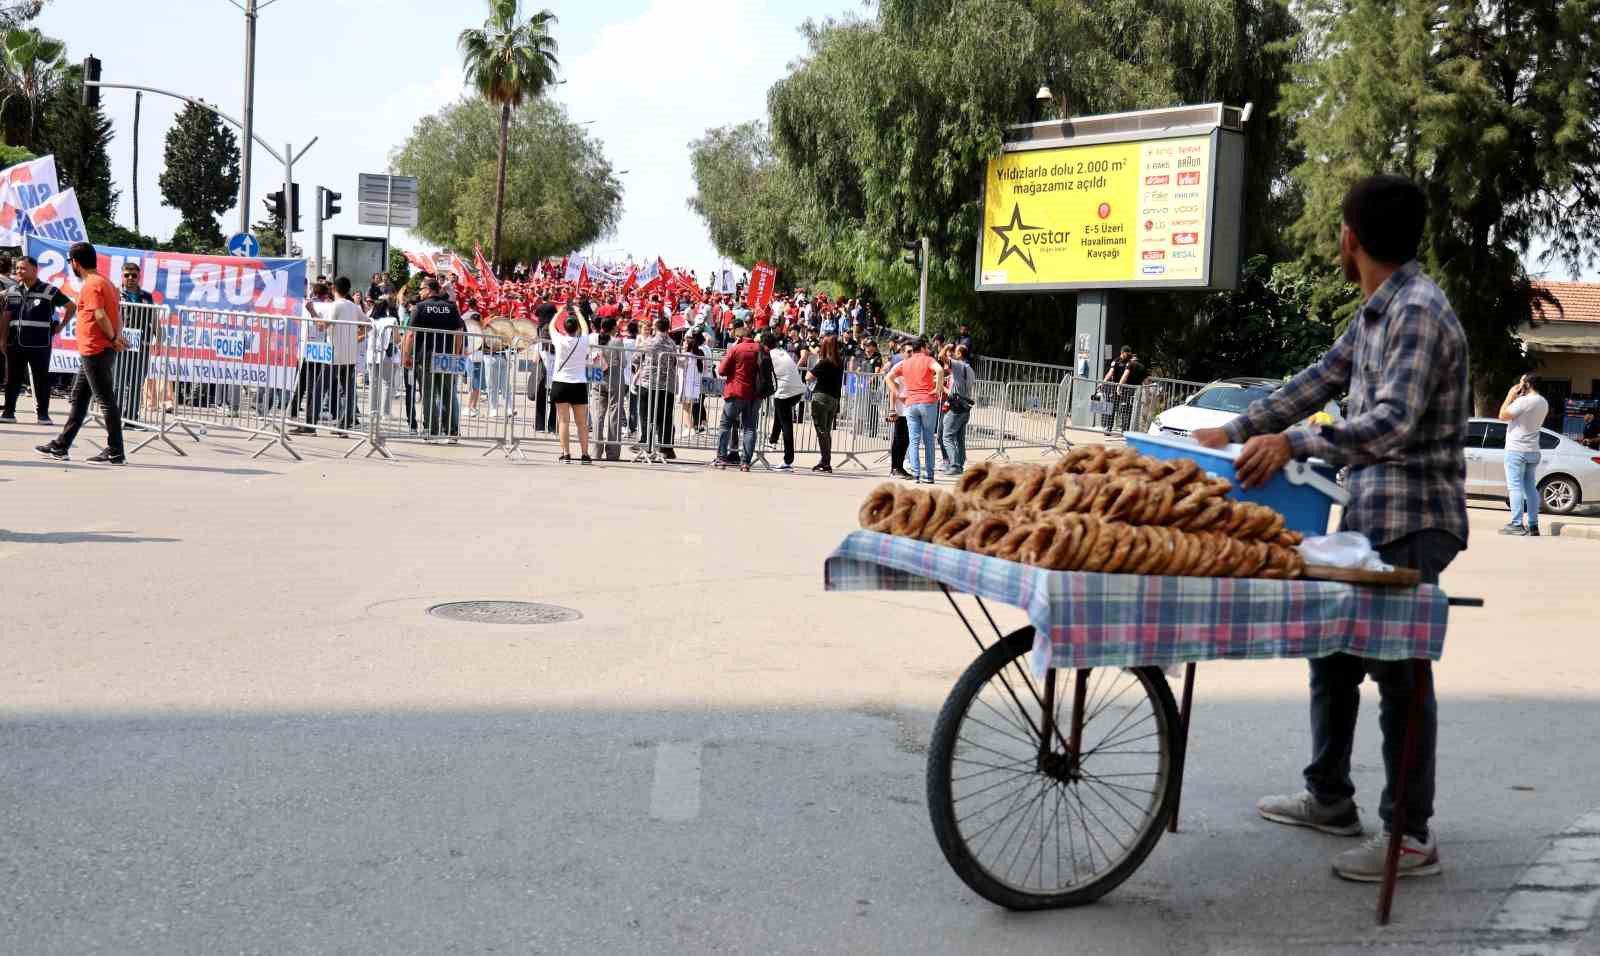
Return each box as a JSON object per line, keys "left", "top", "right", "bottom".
{"left": 1146, "top": 378, "right": 1284, "bottom": 438}
{"left": 1466, "top": 418, "right": 1600, "bottom": 515}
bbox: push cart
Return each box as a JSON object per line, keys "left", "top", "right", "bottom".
{"left": 825, "top": 530, "right": 1481, "bottom": 926}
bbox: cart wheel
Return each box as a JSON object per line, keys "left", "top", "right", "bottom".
{"left": 926, "top": 627, "right": 1180, "bottom": 910}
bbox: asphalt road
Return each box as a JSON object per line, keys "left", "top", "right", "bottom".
{"left": 3, "top": 422, "right": 1598, "bottom": 955}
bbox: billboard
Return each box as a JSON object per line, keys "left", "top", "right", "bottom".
{"left": 331, "top": 234, "right": 387, "bottom": 289}
{"left": 976, "top": 124, "right": 1245, "bottom": 292}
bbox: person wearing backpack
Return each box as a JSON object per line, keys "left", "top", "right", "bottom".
{"left": 714, "top": 320, "right": 762, "bottom": 471}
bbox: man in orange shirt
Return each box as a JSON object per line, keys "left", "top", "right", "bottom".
{"left": 38, "top": 241, "right": 126, "bottom": 464}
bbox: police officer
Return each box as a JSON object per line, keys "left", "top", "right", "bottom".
{"left": 0, "top": 255, "right": 74, "bottom": 424}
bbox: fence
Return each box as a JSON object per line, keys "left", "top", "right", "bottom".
{"left": 55, "top": 313, "right": 1221, "bottom": 468}
{"left": 973, "top": 356, "right": 1075, "bottom": 388}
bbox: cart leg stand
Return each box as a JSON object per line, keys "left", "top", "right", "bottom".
{"left": 1168, "top": 662, "right": 1197, "bottom": 834}
{"left": 1376, "top": 659, "right": 1431, "bottom": 926}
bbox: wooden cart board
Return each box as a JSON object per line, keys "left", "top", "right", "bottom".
{"left": 1302, "top": 564, "right": 1422, "bottom": 587}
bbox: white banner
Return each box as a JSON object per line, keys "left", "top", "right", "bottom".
{"left": 25, "top": 187, "right": 88, "bottom": 243}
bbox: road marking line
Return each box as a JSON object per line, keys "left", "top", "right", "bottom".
{"left": 649, "top": 743, "right": 702, "bottom": 822}
{"left": 1474, "top": 811, "right": 1600, "bottom": 955}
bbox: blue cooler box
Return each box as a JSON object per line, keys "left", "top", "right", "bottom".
{"left": 1125, "top": 431, "right": 1348, "bottom": 536}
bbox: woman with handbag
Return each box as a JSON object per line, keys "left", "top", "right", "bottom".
{"left": 940, "top": 344, "right": 975, "bottom": 475}
{"left": 548, "top": 303, "right": 593, "bottom": 464}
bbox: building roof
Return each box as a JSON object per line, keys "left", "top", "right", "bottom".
{"left": 1533, "top": 281, "right": 1600, "bottom": 324}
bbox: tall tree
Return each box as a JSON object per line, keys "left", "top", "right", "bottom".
{"left": 1282, "top": 0, "right": 1600, "bottom": 402}
{"left": 158, "top": 101, "right": 240, "bottom": 253}
{"left": 686, "top": 122, "right": 815, "bottom": 279}
{"left": 392, "top": 96, "right": 622, "bottom": 264}
{"left": 0, "top": 25, "right": 63, "bottom": 150}
{"left": 457, "top": 0, "right": 559, "bottom": 268}
{"left": 764, "top": 0, "right": 1301, "bottom": 354}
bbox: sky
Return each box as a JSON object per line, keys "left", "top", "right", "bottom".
{"left": 37, "top": 0, "right": 862, "bottom": 274}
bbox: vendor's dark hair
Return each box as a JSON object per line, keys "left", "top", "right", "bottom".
{"left": 1341, "top": 175, "right": 1426, "bottom": 265}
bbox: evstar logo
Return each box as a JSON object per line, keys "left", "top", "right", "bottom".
{"left": 1141, "top": 250, "right": 1166, "bottom": 261}
{"left": 1172, "top": 232, "right": 1200, "bottom": 246}
{"left": 1144, "top": 175, "right": 1170, "bottom": 186}
{"left": 1177, "top": 172, "right": 1202, "bottom": 186}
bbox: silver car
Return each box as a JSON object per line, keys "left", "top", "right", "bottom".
{"left": 1465, "top": 417, "right": 1600, "bottom": 515}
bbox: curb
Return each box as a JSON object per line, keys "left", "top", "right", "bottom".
{"left": 1552, "top": 522, "right": 1600, "bottom": 541}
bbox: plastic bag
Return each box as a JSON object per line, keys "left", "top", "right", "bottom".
{"left": 1296, "top": 532, "right": 1393, "bottom": 572}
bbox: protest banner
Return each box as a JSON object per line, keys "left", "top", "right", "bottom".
{"left": 27, "top": 236, "right": 308, "bottom": 383}
{"left": 0, "top": 154, "right": 59, "bottom": 209}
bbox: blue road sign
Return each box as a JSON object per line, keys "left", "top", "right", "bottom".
{"left": 226, "top": 232, "right": 261, "bottom": 257}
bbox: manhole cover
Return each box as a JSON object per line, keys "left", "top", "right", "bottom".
{"left": 427, "top": 601, "right": 582, "bottom": 625}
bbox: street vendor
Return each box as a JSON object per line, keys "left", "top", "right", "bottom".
{"left": 1192, "top": 175, "right": 1470, "bottom": 883}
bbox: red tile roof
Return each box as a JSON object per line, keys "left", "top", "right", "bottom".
{"left": 1533, "top": 281, "right": 1600, "bottom": 324}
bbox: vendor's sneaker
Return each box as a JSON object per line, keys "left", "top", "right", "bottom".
{"left": 1257, "top": 791, "right": 1363, "bottom": 836}
{"left": 1332, "top": 831, "right": 1440, "bottom": 882}
{"left": 1499, "top": 523, "right": 1527, "bottom": 536}
{"left": 36, "top": 442, "right": 67, "bottom": 461}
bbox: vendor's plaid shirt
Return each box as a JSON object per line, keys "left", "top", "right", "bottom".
{"left": 1223, "top": 261, "right": 1470, "bottom": 548}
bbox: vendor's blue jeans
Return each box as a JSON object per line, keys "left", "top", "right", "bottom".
{"left": 905, "top": 401, "right": 938, "bottom": 479}
{"left": 1304, "top": 529, "right": 1460, "bottom": 839}
{"left": 1504, "top": 450, "right": 1541, "bottom": 529}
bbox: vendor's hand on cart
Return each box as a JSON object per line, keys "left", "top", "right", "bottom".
{"left": 1235, "top": 433, "right": 1293, "bottom": 489}
{"left": 1191, "top": 426, "right": 1229, "bottom": 449}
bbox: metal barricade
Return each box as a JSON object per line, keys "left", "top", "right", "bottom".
{"left": 98, "top": 302, "right": 185, "bottom": 457}
{"left": 158, "top": 308, "right": 321, "bottom": 461}
{"left": 1001, "top": 379, "right": 1066, "bottom": 455}
{"left": 373, "top": 322, "right": 512, "bottom": 456}
{"left": 966, "top": 379, "right": 1009, "bottom": 459}
{"left": 974, "top": 356, "right": 1075, "bottom": 388}
{"left": 1140, "top": 376, "right": 1208, "bottom": 432}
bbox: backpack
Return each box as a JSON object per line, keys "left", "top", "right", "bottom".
{"left": 755, "top": 347, "right": 776, "bottom": 400}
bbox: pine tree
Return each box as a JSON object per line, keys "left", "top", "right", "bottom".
{"left": 158, "top": 100, "right": 240, "bottom": 253}
{"left": 1281, "top": 0, "right": 1600, "bottom": 402}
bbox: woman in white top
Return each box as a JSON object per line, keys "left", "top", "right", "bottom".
{"left": 462, "top": 308, "right": 486, "bottom": 417}
{"left": 548, "top": 303, "right": 592, "bottom": 463}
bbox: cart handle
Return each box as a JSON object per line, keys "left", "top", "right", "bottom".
{"left": 1447, "top": 597, "right": 1484, "bottom": 608}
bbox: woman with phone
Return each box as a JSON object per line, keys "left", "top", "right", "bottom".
{"left": 549, "top": 303, "right": 593, "bottom": 464}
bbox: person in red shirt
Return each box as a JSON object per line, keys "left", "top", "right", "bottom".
{"left": 39, "top": 241, "right": 126, "bottom": 464}
{"left": 883, "top": 337, "right": 945, "bottom": 483}
{"left": 714, "top": 320, "right": 762, "bottom": 471}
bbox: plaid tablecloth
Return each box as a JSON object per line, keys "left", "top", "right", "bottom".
{"left": 825, "top": 530, "right": 1450, "bottom": 674}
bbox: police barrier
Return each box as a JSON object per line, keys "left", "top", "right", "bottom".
{"left": 1057, "top": 375, "right": 1210, "bottom": 438}
{"left": 974, "top": 356, "right": 1075, "bottom": 388}
{"left": 1000, "top": 380, "right": 1065, "bottom": 456}
{"left": 281, "top": 313, "right": 385, "bottom": 459}
{"left": 371, "top": 322, "right": 514, "bottom": 456}
{"left": 161, "top": 307, "right": 304, "bottom": 461}
{"left": 1139, "top": 376, "right": 1208, "bottom": 433}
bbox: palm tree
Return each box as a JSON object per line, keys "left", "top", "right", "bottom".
{"left": 0, "top": 26, "right": 64, "bottom": 150}
{"left": 458, "top": 1, "right": 559, "bottom": 270}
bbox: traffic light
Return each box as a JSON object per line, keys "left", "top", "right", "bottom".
{"left": 264, "top": 184, "right": 302, "bottom": 232}
{"left": 81, "top": 55, "right": 101, "bottom": 108}
{"left": 321, "top": 189, "right": 341, "bottom": 221}
{"left": 901, "top": 240, "right": 921, "bottom": 271}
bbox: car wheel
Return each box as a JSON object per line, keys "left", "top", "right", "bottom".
{"left": 1540, "top": 475, "right": 1581, "bottom": 516}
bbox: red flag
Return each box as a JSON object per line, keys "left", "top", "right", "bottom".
{"left": 404, "top": 250, "right": 437, "bottom": 275}
{"left": 474, "top": 245, "right": 501, "bottom": 295}
{"left": 449, "top": 253, "right": 481, "bottom": 297}
{"left": 619, "top": 264, "right": 638, "bottom": 295}
{"left": 746, "top": 262, "right": 777, "bottom": 312}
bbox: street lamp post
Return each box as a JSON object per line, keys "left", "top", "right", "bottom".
{"left": 85, "top": 78, "right": 315, "bottom": 255}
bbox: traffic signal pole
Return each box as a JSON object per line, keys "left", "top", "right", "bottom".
{"left": 918, "top": 236, "right": 929, "bottom": 338}
{"left": 313, "top": 186, "right": 323, "bottom": 278}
